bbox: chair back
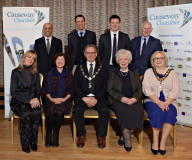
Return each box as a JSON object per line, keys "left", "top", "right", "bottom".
{"left": 39, "top": 73, "right": 43, "bottom": 105}
{"left": 39, "top": 73, "right": 43, "bottom": 88}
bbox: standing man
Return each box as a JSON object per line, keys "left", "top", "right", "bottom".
{"left": 130, "top": 21, "right": 163, "bottom": 76}
{"left": 99, "top": 15, "right": 131, "bottom": 70}
{"left": 34, "top": 22, "right": 62, "bottom": 77}
{"left": 68, "top": 14, "right": 96, "bottom": 73}
{"left": 73, "top": 44, "right": 109, "bottom": 149}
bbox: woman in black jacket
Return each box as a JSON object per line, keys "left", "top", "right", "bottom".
{"left": 10, "top": 50, "right": 41, "bottom": 153}
{"left": 107, "top": 49, "right": 144, "bottom": 152}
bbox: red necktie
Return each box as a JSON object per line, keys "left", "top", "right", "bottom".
{"left": 141, "top": 38, "right": 146, "bottom": 56}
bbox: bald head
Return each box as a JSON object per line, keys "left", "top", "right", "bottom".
{"left": 43, "top": 23, "right": 53, "bottom": 38}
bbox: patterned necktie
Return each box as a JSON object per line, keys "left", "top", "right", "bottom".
{"left": 89, "top": 63, "right": 93, "bottom": 77}
{"left": 112, "top": 34, "right": 117, "bottom": 65}
{"left": 141, "top": 38, "right": 146, "bottom": 56}
{"left": 46, "top": 39, "right": 50, "bottom": 54}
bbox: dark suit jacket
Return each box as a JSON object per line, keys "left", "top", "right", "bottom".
{"left": 10, "top": 68, "right": 41, "bottom": 104}
{"left": 107, "top": 68, "right": 142, "bottom": 106}
{"left": 130, "top": 36, "right": 163, "bottom": 76}
{"left": 68, "top": 30, "right": 96, "bottom": 70}
{"left": 34, "top": 36, "right": 62, "bottom": 76}
{"left": 74, "top": 62, "right": 108, "bottom": 100}
{"left": 99, "top": 31, "right": 131, "bottom": 66}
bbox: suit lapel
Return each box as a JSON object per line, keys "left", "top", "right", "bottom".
{"left": 143, "top": 36, "right": 152, "bottom": 56}
{"left": 49, "top": 37, "right": 55, "bottom": 55}
{"left": 82, "top": 63, "right": 89, "bottom": 76}
{"left": 73, "top": 32, "right": 78, "bottom": 55}
{"left": 118, "top": 32, "right": 121, "bottom": 49}
{"left": 137, "top": 36, "right": 142, "bottom": 57}
{"left": 41, "top": 37, "right": 48, "bottom": 54}
{"left": 145, "top": 36, "right": 152, "bottom": 53}
{"left": 107, "top": 32, "right": 111, "bottom": 51}
{"left": 94, "top": 63, "right": 99, "bottom": 74}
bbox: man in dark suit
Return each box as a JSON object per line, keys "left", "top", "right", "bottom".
{"left": 130, "top": 21, "right": 163, "bottom": 76}
{"left": 34, "top": 23, "right": 62, "bottom": 77}
{"left": 73, "top": 44, "right": 109, "bottom": 149}
{"left": 99, "top": 15, "right": 131, "bottom": 71}
{"left": 68, "top": 14, "right": 96, "bottom": 73}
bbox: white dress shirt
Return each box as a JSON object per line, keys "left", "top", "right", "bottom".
{"left": 110, "top": 31, "right": 119, "bottom": 65}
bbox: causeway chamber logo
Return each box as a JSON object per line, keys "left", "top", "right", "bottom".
{"left": 180, "top": 9, "right": 192, "bottom": 28}
{"left": 7, "top": 9, "right": 45, "bottom": 26}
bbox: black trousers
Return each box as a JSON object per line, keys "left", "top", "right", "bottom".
{"left": 73, "top": 98, "right": 109, "bottom": 138}
{"left": 20, "top": 109, "right": 41, "bottom": 147}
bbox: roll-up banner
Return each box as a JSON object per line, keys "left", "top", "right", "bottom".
{"left": 148, "top": 4, "right": 192, "bottom": 127}
{"left": 3, "top": 7, "right": 49, "bottom": 118}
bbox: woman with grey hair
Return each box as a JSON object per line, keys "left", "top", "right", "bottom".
{"left": 142, "top": 51, "right": 180, "bottom": 155}
{"left": 107, "top": 49, "right": 144, "bottom": 152}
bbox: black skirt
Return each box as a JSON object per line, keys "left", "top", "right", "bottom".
{"left": 111, "top": 101, "right": 144, "bottom": 130}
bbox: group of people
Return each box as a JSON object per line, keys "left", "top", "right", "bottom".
{"left": 10, "top": 14, "right": 180, "bottom": 155}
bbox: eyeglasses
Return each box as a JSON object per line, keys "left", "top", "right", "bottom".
{"left": 85, "top": 52, "right": 96, "bottom": 55}
{"left": 153, "top": 57, "right": 164, "bottom": 61}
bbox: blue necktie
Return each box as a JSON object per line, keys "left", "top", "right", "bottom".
{"left": 80, "top": 32, "right": 83, "bottom": 37}
{"left": 112, "top": 34, "right": 117, "bottom": 65}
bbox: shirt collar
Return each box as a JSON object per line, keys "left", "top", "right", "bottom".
{"left": 44, "top": 36, "right": 52, "bottom": 41}
{"left": 87, "top": 61, "right": 96, "bottom": 67}
{"left": 141, "top": 35, "right": 149, "bottom": 41}
{"left": 77, "top": 29, "right": 86, "bottom": 37}
{"left": 110, "top": 30, "right": 119, "bottom": 37}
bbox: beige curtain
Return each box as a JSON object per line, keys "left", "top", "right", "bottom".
{"left": 0, "top": 0, "right": 177, "bottom": 84}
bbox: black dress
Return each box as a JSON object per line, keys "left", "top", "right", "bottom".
{"left": 111, "top": 72, "right": 144, "bottom": 130}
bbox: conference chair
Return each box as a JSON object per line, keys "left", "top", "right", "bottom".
{"left": 139, "top": 117, "right": 176, "bottom": 148}
{"left": 11, "top": 73, "right": 45, "bottom": 143}
{"left": 73, "top": 108, "right": 110, "bottom": 143}
{"left": 42, "top": 108, "right": 75, "bottom": 142}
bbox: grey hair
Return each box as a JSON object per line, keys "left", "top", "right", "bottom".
{"left": 115, "top": 49, "right": 132, "bottom": 63}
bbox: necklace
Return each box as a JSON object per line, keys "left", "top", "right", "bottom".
{"left": 152, "top": 67, "right": 173, "bottom": 91}
{"left": 80, "top": 64, "right": 102, "bottom": 88}
{"left": 120, "top": 71, "right": 128, "bottom": 77}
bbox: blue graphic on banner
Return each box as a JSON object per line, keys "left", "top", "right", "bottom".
{"left": 180, "top": 9, "right": 192, "bottom": 28}
{"left": 3, "top": 34, "right": 16, "bottom": 67}
{"left": 12, "top": 37, "right": 24, "bottom": 63}
{"left": 34, "top": 9, "right": 45, "bottom": 25}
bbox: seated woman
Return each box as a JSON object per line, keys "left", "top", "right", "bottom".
{"left": 41, "top": 53, "right": 73, "bottom": 147}
{"left": 142, "top": 51, "right": 180, "bottom": 155}
{"left": 107, "top": 49, "right": 144, "bottom": 152}
{"left": 10, "top": 50, "right": 41, "bottom": 153}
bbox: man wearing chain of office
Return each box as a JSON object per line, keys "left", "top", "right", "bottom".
{"left": 73, "top": 44, "right": 109, "bottom": 149}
